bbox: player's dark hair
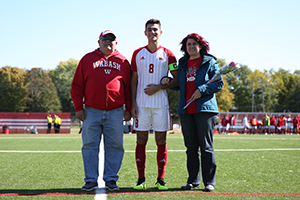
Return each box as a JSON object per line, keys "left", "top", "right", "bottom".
{"left": 180, "top": 33, "right": 210, "bottom": 57}
{"left": 145, "top": 19, "right": 161, "bottom": 30}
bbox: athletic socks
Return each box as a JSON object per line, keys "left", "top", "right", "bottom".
{"left": 135, "top": 143, "right": 146, "bottom": 179}
{"left": 135, "top": 142, "right": 168, "bottom": 180}
{"left": 157, "top": 143, "right": 167, "bottom": 179}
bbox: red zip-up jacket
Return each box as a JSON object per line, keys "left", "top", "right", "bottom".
{"left": 71, "top": 49, "right": 131, "bottom": 112}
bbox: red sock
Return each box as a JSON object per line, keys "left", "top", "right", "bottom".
{"left": 135, "top": 143, "right": 146, "bottom": 179}
{"left": 157, "top": 143, "right": 167, "bottom": 179}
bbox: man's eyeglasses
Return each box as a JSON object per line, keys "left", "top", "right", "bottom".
{"left": 101, "top": 36, "right": 115, "bottom": 41}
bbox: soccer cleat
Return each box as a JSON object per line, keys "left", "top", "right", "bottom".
{"left": 105, "top": 180, "right": 119, "bottom": 191}
{"left": 133, "top": 181, "right": 146, "bottom": 190}
{"left": 181, "top": 183, "right": 200, "bottom": 190}
{"left": 133, "top": 178, "right": 146, "bottom": 190}
{"left": 156, "top": 178, "right": 168, "bottom": 190}
{"left": 81, "top": 182, "right": 98, "bottom": 191}
{"left": 204, "top": 184, "right": 214, "bottom": 192}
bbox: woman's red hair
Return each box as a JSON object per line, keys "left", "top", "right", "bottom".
{"left": 180, "top": 33, "right": 210, "bottom": 56}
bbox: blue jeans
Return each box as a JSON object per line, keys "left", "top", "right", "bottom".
{"left": 82, "top": 106, "right": 124, "bottom": 183}
{"left": 179, "top": 112, "right": 217, "bottom": 186}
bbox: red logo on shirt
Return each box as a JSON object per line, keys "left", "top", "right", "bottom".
{"left": 140, "top": 56, "right": 145, "bottom": 60}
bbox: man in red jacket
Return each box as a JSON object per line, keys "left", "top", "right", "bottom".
{"left": 71, "top": 30, "right": 131, "bottom": 191}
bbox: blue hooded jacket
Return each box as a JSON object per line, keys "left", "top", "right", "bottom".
{"left": 175, "top": 54, "right": 223, "bottom": 115}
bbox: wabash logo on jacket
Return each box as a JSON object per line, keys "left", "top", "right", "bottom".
{"left": 71, "top": 49, "right": 131, "bottom": 112}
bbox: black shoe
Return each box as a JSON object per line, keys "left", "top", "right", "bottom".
{"left": 81, "top": 182, "right": 98, "bottom": 191}
{"left": 105, "top": 180, "right": 120, "bottom": 191}
{"left": 204, "top": 184, "right": 214, "bottom": 192}
{"left": 181, "top": 183, "right": 200, "bottom": 190}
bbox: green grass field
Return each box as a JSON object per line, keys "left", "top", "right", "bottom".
{"left": 0, "top": 129, "right": 299, "bottom": 199}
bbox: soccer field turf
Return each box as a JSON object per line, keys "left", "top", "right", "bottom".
{"left": 0, "top": 133, "right": 299, "bottom": 199}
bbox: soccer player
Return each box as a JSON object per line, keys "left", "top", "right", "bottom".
{"left": 270, "top": 115, "right": 276, "bottom": 134}
{"left": 250, "top": 115, "right": 258, "bottom": 134}
{"left": 262, "top": 113, "right": 270, "bottom": 135}
{"left": 243, "top": 115, "right": 250, "bottom": 134}
{"left": 221, "top": 115, "right": 229, "bottom": 134}
{"left": 292, "top": 115, "right": 299, "bottom": 134}
{"left": 131, "top": 19, "right": 178, "bottom": 190}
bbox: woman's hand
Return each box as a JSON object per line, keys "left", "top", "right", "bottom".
{"left": 191, "top": 89, "right": 201, "bottom": 100}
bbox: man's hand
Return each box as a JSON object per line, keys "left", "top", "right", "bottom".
{"left": 144, "top": 84, "right": 161, "bottom": 96}
{"left": 124, "top": 111, "right": 131, "bottom": 121}
{"left": 131, "top": 103, "right": 139, "bottom": 119}
{"left": 76, "top": 110, "right": 85, "bottom": 121}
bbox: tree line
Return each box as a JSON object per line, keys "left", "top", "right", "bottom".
{"left": 1, "top": 58, "right": 299, "bottom": 115}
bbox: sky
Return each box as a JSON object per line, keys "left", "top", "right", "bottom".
{"left": 1, "top": 0, "right": 299, "bottom": 73}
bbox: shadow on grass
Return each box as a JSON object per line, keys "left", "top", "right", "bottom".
{"left": 0, "top": 187, "right": 208, "bottom": 196}
{"left": 0, "top": 188, "right": 94, "bottom": 195}
{"left": 106, "top": 187, "right": 207, "bottom": 193}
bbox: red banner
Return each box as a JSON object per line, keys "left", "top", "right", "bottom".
{"left": 0, "top": 112, "right": 71, "bottom": 134}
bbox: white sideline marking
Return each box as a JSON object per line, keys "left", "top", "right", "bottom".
{"left": 0, "top": 148, "right": 300, "bottom": 153}
{"left": 95, "top": 139, "right": 106, "bottom": 200}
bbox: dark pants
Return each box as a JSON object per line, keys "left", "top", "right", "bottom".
{"left": 47, "top": 123, "right": 51, "bottom": 133}
{"left": 180, "top": 112, "right": 217, "bottom": 186}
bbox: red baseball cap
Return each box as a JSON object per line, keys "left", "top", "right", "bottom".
{"left": 99, "top": 29, "right": 116, "bottom": 39}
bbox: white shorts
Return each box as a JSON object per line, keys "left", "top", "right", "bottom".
{"left": 244, "top": 125, "right": 250, "bottom": 129}
{"left": 133, "top": 107, "right": 171, "bottom": 132}
{"left": 226, "top": 124, "right": 230, "bottom": 130}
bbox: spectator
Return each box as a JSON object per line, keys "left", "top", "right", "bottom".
{"left": 169, "top": 32, "right": 223, "bottom": 192}
{"left": 71, "top": 29, "right": 131, "bottom": 191}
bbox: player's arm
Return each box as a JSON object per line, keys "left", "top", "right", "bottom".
{"left": 145, "top": 62, "right": 179, "bottom": 95}
{"left": 131, "top": 71, "right": 139, "bottom": 118}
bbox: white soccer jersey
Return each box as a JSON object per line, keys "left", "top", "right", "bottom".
{"left": 131, "top": 46, "right": 177, "bottom": 108}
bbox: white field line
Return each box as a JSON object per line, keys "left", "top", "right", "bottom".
{"left": 95, "top": 139, "right": 106, "bottom": 200}
{"left": 0, "top": 148, "right": 300, "bottom": 153}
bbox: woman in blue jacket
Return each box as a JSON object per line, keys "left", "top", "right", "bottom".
{"left": 163, "top": 33, "right": 223, "bottom": 191}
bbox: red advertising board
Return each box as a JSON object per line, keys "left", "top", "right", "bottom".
{"left": 0, "top": 112, "right": 71, "bottom": 134}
